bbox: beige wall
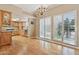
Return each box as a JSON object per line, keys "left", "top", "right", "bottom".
{"left": 28, "top": 18, "right": 36, "bottom": 38}
{"left": 35, "top": 17, "right": 40, "bottom": 38}
{"left": 47, "top": 4, "right": 79, "bottom": 16}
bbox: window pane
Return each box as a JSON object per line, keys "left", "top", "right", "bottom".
{"left": 63, "top": 11, "right": 76, "bottom": 45}
{"left": 40, "top": 18, "right": 45, "bottom": 38}
{"left": 53, "top": 15, "right": 62, "bottom": 41}
{"left": 45, "top": 17, "right": 51, "bottom": 39}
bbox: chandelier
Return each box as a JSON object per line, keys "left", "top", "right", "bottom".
{"left": 33, "top": 5, "right": 47, "bottom": 17}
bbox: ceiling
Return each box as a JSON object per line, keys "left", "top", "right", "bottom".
{"left": 13, "top": 4, "right": 60, "bottom": 15}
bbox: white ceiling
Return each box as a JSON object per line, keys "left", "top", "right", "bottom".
{"left": 13, "top": 4, "right": 60, "bottom": 14}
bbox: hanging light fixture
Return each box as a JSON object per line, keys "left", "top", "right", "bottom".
{"left": 33, "top": 5, "right": 47, "bottom": 17}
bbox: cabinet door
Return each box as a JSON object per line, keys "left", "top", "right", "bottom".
{"left": 0, "top": 33, "right": 2, "bottom": 46}
{"left": 0, "top": 32, "right": 11, "bottom": 46}
{"left": 2, "top": 11, "right": 11, "bottom": 25}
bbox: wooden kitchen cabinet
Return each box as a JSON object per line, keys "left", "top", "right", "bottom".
{"left": 0, "top": 10, "right": 11, "bottom": 27}
{"left": 0, "top": 10, "right": 12, "bottom": 46}
{"left": 0, "top": 32, "right": 12, "bottom": 46}
{"left": 11, "top": 21, "right": 26, "bottom": 36}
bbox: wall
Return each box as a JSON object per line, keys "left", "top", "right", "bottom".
{"left": 28, "top": 17, "right": 36, "bottom": 38}
{"left": 47, "top": 4, "right": 79, "bottom": 16}
{"left": 35, "top": 17, "right": 40, "bottom": 38}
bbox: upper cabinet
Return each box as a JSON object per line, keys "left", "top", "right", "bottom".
{"left": 0, "top": 10, "right": 11, "bottom": 26}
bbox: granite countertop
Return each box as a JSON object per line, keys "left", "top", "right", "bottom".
{"left": 0, "top": 30, "right": 14, "bottom": 32}
{"left": 0, "top": 27, "right": 14, "bottom": 32}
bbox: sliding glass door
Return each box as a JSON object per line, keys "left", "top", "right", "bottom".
{"left": 53, "top": 15, "right": 63, "bottom": 41}
{"left": 53, "top": 10, "right": 77, "bottom": 45}
{"left": 40, "top": 18, "right": 45, "bottom": 38}
{"left": 39, "top": 17, "right": 51, "bottom": 40}
{"left": 45, "top": 17, "right": 51, "bottom": 39}
{"left": 39, "top": 10, "right": 76, "bottom": 46}
{"left": 63, "top": 11, "right": 76, "bottom": 45}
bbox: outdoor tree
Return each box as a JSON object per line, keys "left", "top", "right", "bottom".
{"left": 64, "top": 18, "right": 70, "bottom": 38}
{"left": 57, "top": 22, "right": 62, "bottom": 38}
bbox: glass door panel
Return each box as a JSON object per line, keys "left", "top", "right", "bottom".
{"left": 40, "top": 18, "right": 45, "bottom": 38}
{"left": 63, "top": 11, "right": 76, "bottom": 45}
{"left": 53, "top": 15, "right": 63, "bottom": 41}
{"left": 45, "top": 17, "right": 51, "bottom": 39}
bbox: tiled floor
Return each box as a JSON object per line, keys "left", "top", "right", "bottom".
{"left": 0, "top": 36, "right": 79, "bottom": 55}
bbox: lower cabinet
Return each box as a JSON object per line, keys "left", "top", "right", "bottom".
{"left": 0, "top": 32, "right": 12, "bottom": 46}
